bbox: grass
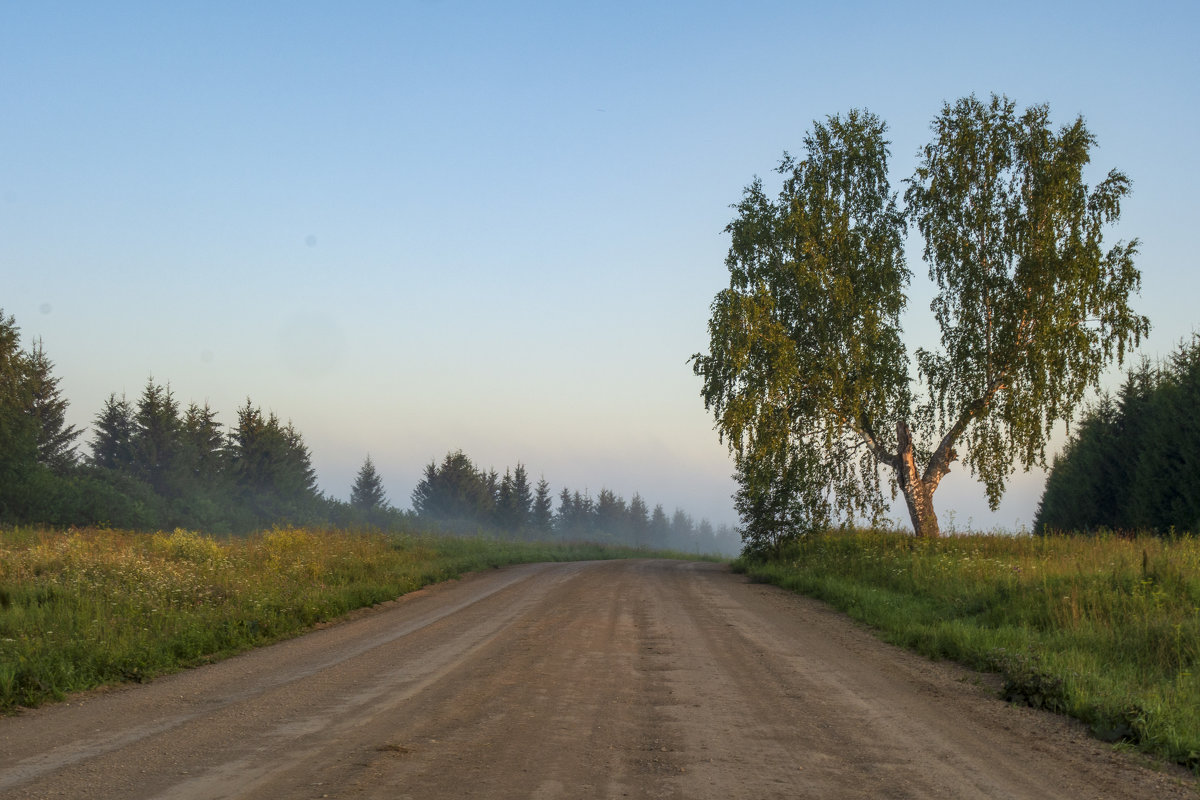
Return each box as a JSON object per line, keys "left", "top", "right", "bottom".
{"left": 736, "top": 530, "right": 1200, "bottom": 771}
{"left": 0, "top": 525, "right": 703, "bottom": 712}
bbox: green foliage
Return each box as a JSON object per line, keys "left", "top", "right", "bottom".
{"left": 89, "top": 393, "right": 136, "bottom": 472}
{"left": 906, "top": 95, "right": 1147, "bottom": 506}
{"left": 1033, "top": 395, "right": 1122, "bottom": 532}
{"left": 1037, "top": 336, "right": 1200, "bottom": 534}
{"left": 738, "top": 531, "right": 1200, "bottom": 771}
{"left": 25, "top": 339, "right": 81, "bottom": 473}
{"left": 227, "top": 400, "right": 322, "bottom": 525}
{"left": 627, "top": 492, "right": 649, "bottom": 547}
{"left": 131, "top": 379, "right": 183, "bottom": 496}
{"left": 555, "top": 487, "right": 593, "bottom": 538}
{"left": 411, "top": 450, "right": 496, "bottom": 530}
{"left": 695, "top": 94, "right": 1148, "bottom": 542}
{"left": 350, "top": 454, "right": 388, "bottom": 513}
{"left": 649, "top": 503, "right": 670, "bottom": 549}
{"left": 494, "top": 463, "right": 532, "bottom": 535}
{"left": 0, "top": 313, "right": 38, "bottom": 513}
{"left": 0, "top": 314, "right": 84, "bottom": 521}
{"left": 694, "top": 110, "right": 909, "bottom": 532}
{"left": 531, "top": 477, "right": 554, "bottom": 535}
{"left": 593, "top": 488, "right": 627, "bottom": 541}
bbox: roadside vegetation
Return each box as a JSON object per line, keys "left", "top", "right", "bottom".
{"left": 0, "top": 526, "right": 706, "bottom": 712}
{"left": 737, "top": 530, "right": 1200, "bottom": 771}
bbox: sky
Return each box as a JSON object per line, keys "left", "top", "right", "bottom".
{"left": 2, "top": 1, "right": 1197, "bottom": 532}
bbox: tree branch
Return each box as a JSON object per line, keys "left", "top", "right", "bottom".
{"left": 854, "top": 414, "right": 899, "bottom": 469}
{"left": 922, "top": 373, "right": 1007, "bottom": 491}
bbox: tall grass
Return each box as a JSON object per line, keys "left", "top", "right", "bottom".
{"left": 0, "top": 526, "right": 691, "bottom": 711}
{"left": 738, "top": 530, "right": 1200, "bottom": 770}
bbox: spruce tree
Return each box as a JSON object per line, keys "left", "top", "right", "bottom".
{"left": 594, "top": 488, "right": 627, "bottom": 541}
{"left": 531, "top": 477, "right": 554, "bottom": 535}
{"left": 351, "top": 454, "right": 388, "bottom": 511}
{"left": 0, "top": 311, "right": 38, "bottom": 513}
{"left": 279, "top": 419, "right": 319, "bottom": 501}
{"left": 26, "top": 338, "right": 81, "bottom": 473}
{"left": 554, "top": 487, "right": 575, "bottom": 536}
{"left": 90, "top": 393, "right": 136, "bottom": 472}
{"left": 495, "top": 468, "right": 516, "bottom": 532}
{"left": 227, "top": 400, "right": 321, "bottom": 523}
{"left": 181, "top": 402, "right": 225, "bottom": 484}
{"left": 628, "top": 493, "right": 650, "bottom": 547}
{"left": 132, "top": 379, "right": 183, "bottom": 495}
{"left": 1036, "top": 336, "right": 1200, "bottom": 534}
{"left": 649, "top": 504, "right": 671, "bottom": 549}
{"left": 511, "top": 463, "right": 533, "bottom": 528}
{"left": 411, "top": 450, "right": 493, "bottom": 527}
{"left": 671, "top": 509, "right": 695, "bottom": 549}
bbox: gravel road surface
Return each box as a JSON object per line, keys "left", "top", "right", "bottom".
{"left": 0, "top": 559, "right": 1194, "bottom": 799}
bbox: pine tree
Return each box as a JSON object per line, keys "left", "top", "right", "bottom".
{"left": 671, "top": 509, "right": 695, "bottom": 549}
{"left": 90, "top": 393, "right": 136, "bottom": 472}
{"left": 228, "top": 399, "right": 271, "bottom": 492}
{"left": 26, "top": 338, "right": 81, "bottom": 473}
{"left": 132, "top": 379, "right": 182, "bottom": 495}
{"left": 0, "top": 311, "right": 38, "bottom": 508}
{"left": 227, "top": 399, "right": 321, "bottom": 523}
{"left": 411, "top": 450, "right": 493, "bottom": 527}
{"left": 555, "top": 487, "right": 595, "bottom": 538}
{"left": 351, "top": 454, "right": 388, "bottom": 511}
{"left": 1034, "top": 396, "right": 1120, "bottom": 533}
{"left": 496, "top": 468, "right": 516, "bottom": 531}
{"left": 531, "top": 477, "right": 554, "bottom": 535}
{"left": 181, "top": 402, "right": 225, "bottom": 484}
{"left": 594, "top": 488, "right": 627, "bottom": 541}
{"left": 554, "top": 487, "right": 575, "bottom": 537}
{"left": 511, "top": 463, "right": 533, "bottom": 527}
{"left": 483, "top": 468, "right": 500, "bottom": 519}
{"left": 649, "top": 504, "right": 670, "bottom": 549}
{"left": 279, "top": 419, "right": 319, "bottom": 501}
{"left": 1036, "top": 336, "right": 1200, "bottom": 535}
{"left": 628, "top": 493, "right": 650, "bottom": 547}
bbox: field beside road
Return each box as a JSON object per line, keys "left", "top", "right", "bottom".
{"left": 739, "top": 531, "right": 1200, "bottom": 772}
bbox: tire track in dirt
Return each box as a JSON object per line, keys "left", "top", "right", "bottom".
{"left": 0, "top": 560, "right": 1194, "bottom": 799}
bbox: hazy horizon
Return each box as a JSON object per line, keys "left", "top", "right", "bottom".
{"left": 5, "top": 1, "right": 1197, "bottom": 533}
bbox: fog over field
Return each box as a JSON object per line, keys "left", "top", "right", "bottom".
{"left": 3, "top": 1, "right": 1196, "bottom": 531}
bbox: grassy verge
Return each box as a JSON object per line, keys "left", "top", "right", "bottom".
{"left": 0, "top": 526, "right": 701, "bottom": 711}
{"left": 736, "top": 531, "right": 1200, "bottom": 771}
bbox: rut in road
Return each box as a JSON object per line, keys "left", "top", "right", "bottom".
{"left": 0, "top": 560, "right": 1194, "bottom": 799}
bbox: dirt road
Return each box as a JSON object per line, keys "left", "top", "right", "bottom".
{"left": 0, "top": 560, "right": 1194, "bottom": 799}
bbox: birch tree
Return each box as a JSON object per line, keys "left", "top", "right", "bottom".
{"left": 694, "top": 96, "right": 1147, "bottom": 539}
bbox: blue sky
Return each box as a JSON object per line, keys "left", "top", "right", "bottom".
{"left": 2, "top": 1, "right": 1197, "bottom": 531}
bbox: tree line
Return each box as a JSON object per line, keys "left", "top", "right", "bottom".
{"left": 0, "top": 309, "right": 736, "bottom": 552}
{"left": 1, "top": 307, "right": 337, "bottom": 531}
{"left": 411, "top": 449, "right": 737, "bottom": 552}
{"left": 1035, "top": 336, "right": 1200, "bottom": 535}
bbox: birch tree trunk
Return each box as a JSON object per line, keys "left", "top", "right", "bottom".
{"left": 896, "top": 421, "right": 941, "bottom": 538}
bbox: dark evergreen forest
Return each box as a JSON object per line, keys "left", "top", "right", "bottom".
{"left": 0, "top": 309, "right": 737, "bottom": 554}
{"left": 1035, "top": 336, "right": 1200, "bottom": 535}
